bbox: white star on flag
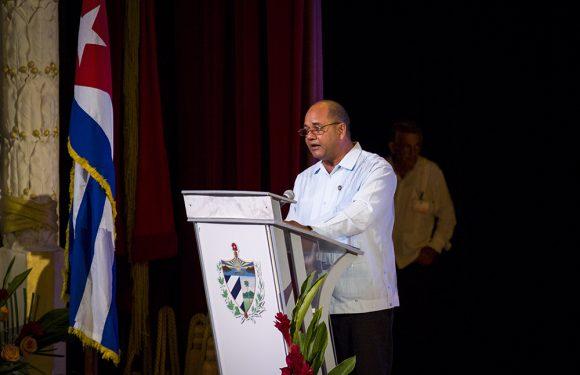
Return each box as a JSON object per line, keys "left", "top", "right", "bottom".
{"left": 77, "top": 5, "right": 106, "bottom": 64}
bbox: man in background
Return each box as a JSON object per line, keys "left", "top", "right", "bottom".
{"left": 389, "top": 120, "right": 456, "bottom": 374}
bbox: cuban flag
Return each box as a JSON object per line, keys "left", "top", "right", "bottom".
{"left": 65, "top": 0, "right": 119, "bottom": 364}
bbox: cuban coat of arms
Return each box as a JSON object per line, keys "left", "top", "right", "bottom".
{"left": 217, "top": 243, "right": 265, "bottom": 323}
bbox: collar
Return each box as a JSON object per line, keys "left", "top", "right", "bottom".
{"left": 312, "top": 142, "right": 362, "bottom": 175}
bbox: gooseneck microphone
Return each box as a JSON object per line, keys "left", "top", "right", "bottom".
{"left": 283, "top": 190, "right": 295, "bottom": 200}
{"left": 281, "top": 190, "right": 294, "bottom": 206}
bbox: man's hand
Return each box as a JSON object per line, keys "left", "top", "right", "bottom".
{"left": 416, "top": 246, "right": 438, "bottom": 266}
{"left": 285, "top": 220, "right": 312, "bottom": 231}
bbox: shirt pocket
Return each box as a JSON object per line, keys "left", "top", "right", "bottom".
{"left": 332, "top": 260, "right": 373, "bottom": 300}
{"left": 411, "top": 189, "right": 434, "bottom": 215}
{"left": 334, "top": 179, "right": 360, "bottom": 213}
{"left": 412, "top": 199, "right": 430, "bottom": 214}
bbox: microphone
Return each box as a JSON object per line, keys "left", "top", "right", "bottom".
{"left": 281, "top": 190, "right": 294, "bottom": 206}
{"left": 283, "top": 190, "right": 295, "bottom": 200}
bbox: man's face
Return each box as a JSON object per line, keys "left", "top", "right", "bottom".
{"left": 303, "top": 104, "right": 342, "bottom": 161}
{"left": 391, "top": 132, "right": 422, "bottom": 170}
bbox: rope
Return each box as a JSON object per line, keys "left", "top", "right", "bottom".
{"left": 154, "top": 306, "right": 180, "bottom": 375}
{"left": 201, "top": 326, "right": 217, "bottom": 375}
{"left": 122, "top": 1, "right": 152, "bottom": 374}
{"left": 122, "top": 0, "right": 140, "bottom": 257}
{"left": 123, "top": 263, "right": 152, "bottom": 375}
{"left": 184, "top": 314, "right": 208, "bottom": 375}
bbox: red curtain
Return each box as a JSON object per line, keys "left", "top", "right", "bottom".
{"left": 170, "top": 0, "right": 323, "bottom": 322}
{"left": 60, "top": 0, "right": 323, "bottom": 360}
{"left": 131, "top": 0, "right": 178, "bottom": 262}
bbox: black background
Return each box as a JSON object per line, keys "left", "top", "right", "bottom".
{"left": 323, "top": 1, "right": 579, "bottom": 373}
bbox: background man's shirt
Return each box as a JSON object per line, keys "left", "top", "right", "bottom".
{"left": 392, "top": 156, "right": 456, "bottom": 268}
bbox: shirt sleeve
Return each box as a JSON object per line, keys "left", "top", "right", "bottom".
{"left": 427, "top": 166, "right": 457, "bottom": 252}
{"left": 311, "top": 164, "right": 396, "bottom": 239}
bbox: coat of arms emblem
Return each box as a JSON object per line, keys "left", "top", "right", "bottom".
{"left": 217, "top": 243, "right": 265, "bottom": 323}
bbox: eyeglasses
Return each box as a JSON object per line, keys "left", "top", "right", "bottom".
{"left": 297, "top": 122, "right": 342, "bottom": 137}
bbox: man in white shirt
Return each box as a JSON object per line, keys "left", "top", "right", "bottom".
{"left": 389, "top": 121, "right": 456, "bottom": 268}
{"left": 286, "top": 100, "right": 398, "bottom": 375}
{"left": 388, "top": 120, "right": 456, "bottom": 375}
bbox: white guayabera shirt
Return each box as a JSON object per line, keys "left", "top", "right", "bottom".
{"left": 391, "top": 156, "right": 457, "bottom": 269}
{"left": 286, "top": 143, "right": 400, "bottom": 314}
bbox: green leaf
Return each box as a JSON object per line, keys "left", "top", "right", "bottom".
{"left": 311, "top": 351, "right": 325, "bottom": 375}
{"left": 310, "top": 324, "right": 330, "bottom": 374}
{"left": 307, "top": 322, "right": 328, "bottom": 362}
{"left": 2, "top": 257, "right": 16, "bottom": 289}
{"left": 6, "top": 268, "right": 32, "bottom": 296}
{"left": 1, "top": 269, "right": 33, "bottom": 310}
{"left": 35, "top": 308, "right": 69, "bottom": 348}
{"left": 296, "top": 331, "right": 305, "bottom": 354}
{"left": 0, "top": 360, "right": 30, "bottom": 374}
{"left": 291, "top": 273, "right": 314, "bottom": 336}
{"left": 328, "top": 356, "right": 356, "bottom": 375}
{"left": 292, "top": 273, "right": 327, "bottom": 343}
{"left": 37, "top": 308, "right": 68, "bottom": 325}
{"left": 300, "top": 272, "right": 315, "bottom": 297}
{"left": 304, "top": 308, "right": 322, "bottom": 358}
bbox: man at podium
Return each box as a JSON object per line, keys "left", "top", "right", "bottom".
{"left": 286, "top": 100, "right": 399, "bottom": 375}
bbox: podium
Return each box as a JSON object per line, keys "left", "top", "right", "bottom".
{"left": 182, "top": 190, "right": 362, "bottom": 375}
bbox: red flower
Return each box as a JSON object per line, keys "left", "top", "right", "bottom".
{"left": 275, "top": 312, "right": 314, "bottom": 375}
{"left": 0, "top": 288, "right": 8, "bottom": 301}
{"left": 280, "top": 344, "right": 314, "bottom": 375}
{"left": 16, "top": 321, "right": 44, "bottom": 343}
{"left": 274, "top": 312, "right": 292, "bottom": 346}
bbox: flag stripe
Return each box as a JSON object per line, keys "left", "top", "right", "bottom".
{"left": 69, "top": 177, "right": 106, "bottom": 321}
{"left": 74, "top": 198, "right": 115, "bottom": 343}
{"left": 100, "top": 260, "right": 119, "bottom": 351}
{"left": 72, "top": 163, "right": 89, "bottom": 232}
{"left": 73, "top": 86, "right": 114, "bottom": 155}
{"left": 69, "top": 99, "right": 115, "bottom": 194}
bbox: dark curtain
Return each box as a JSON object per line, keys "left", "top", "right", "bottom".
{"left": 60, "top": 0, "right": 323, "bottom": 370}
{"left": 161, "top": 0, "right": 324, "bottom": 336}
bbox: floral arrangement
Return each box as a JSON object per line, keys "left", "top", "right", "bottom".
{"left": 0, "top": 257, "right": 68, "bottom": 374}
{"left": 274, "top": 273, "right": 355, "bottom": 375}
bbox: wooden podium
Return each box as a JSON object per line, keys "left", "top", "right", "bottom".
{"left": 182, "top": 191, "right": 362, "bottom": 375}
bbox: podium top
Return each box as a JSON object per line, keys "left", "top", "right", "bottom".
{"left": 182, "top": 190, "right": 296, "bottom": 204}
{"left": 181, "top": 190, "right": 361, "bottom": 255}
{"left": 182, "top": 190, "right": 295, "bottom": 221}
